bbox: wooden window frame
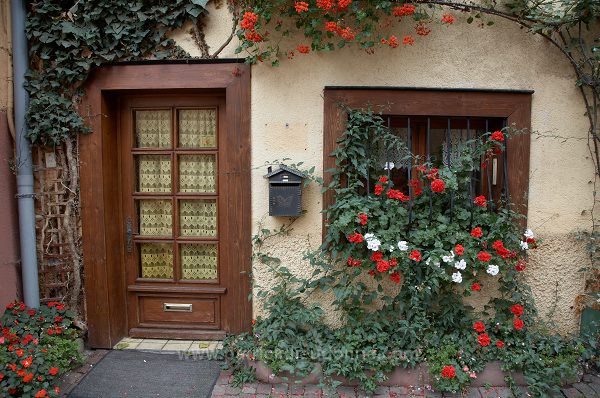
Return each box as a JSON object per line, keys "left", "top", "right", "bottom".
{"left": 323, "top": 87, "right": 532, "bottom": 229}
{"left": 80, "top": 62, "right": 251, "bottom": 348}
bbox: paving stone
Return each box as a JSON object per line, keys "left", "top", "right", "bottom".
{"left": 272, "top": 384, "right": 289, "bottom": 395}
{"left": 389, "top": 387, "right": 410, "bottom": 395}
{"left": 372, "top": 386, "right": 390, "bottom": 395}
{"left": 255, "top": 395, "right": 271, "bottom": 398}
{"left": 588, "top": 383, "right": 600, "bottom": 395}
{"left": 224, "top": 385, "right": 242, "bottom": 395}
{"left": 423, "top": 391, "right": 443, "bottom": 398}
{"left": 212, "top": 385, "right": 227, "bottom": 395}
{"left": 478, "top": 387, "right": 511, "bottom": 397}
{"left": 304, "top": 384, "right": 323, "bottom": 396}
{"left": 240, "top": 394, "right": 256, "bottom": 398}
{"left": 464, "top": 388, "right": 483, "bottom": 398}
{"left": 573, "top": 382, "right": 599, "bottom": 397}
{"left": 256, "top": 383, "right": 273, "bottom": 394}
{"left": 584, "top": 376, "right": 600, "bottom": 385}
{"left": 337, "top": 386, "right": 357, "bottom": 397}
{"left": 562, "top": 387, "right": 585, "bottom": 398}
{"left": 241, "top": 384, "right": 257, "bottom": 394}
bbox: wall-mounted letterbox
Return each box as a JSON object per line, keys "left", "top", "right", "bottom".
{"left": 264, "top": 165, "right": 305, "bottom": 217}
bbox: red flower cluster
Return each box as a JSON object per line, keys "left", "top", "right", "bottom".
{"left": 477, "top": 251, "right": 491, "bottom": 262}
{"left": 409, "top": 250, "right": 422, "bottom": 262}
{"left": 473, "top": 321, "right": 485, "bottom": 333}
{"left": 492, "top": 240, "right": 512, "bottom": 259}
{"left": 478, "top": 333, "right": 491, "bottom": 347}
{"left": 415, "top": 22, "right": 431, "bottom": 36}
{"left": 316, "top": 0, "right": 334, "bottom": 11}
{"left": 381, "top": 35, "right": 399, "bottom": 48}
{"left": 403, "top": 35, "right": 415, "bottom": 46}
{"left": 454, "top": 244, "right": 464, "bottom": 256}
{"left": 393, "top": 3, "right": 416, "bottom": 17}
{"left": 491, "top": 131, "right": 505, "bottom": 142}
{"left": 390, "top": 272, "right": 401, "bottom": 284}
{"left": 240, "top": 11, "right": 258, "bottom": 30}
{"left": 294, "top": 1, "right": 309, "bottom": 12}
{"left": 374, "top": 184, "right": 384, "bottom": 196}
{"left": 347, "top": 256, "right": 362, "bottom": 267}
{"left": 387, "top": 189, "right": 409, "bottom": 201}
{"left": 357, "top": 213, "right": 368, "bottom": 225}
{"left": 324, "top": 21, "right": 356, "bottom": 40}
{"left": 244, "top": 30, "right": 263, "bottom": 42}
{"left": 441, "top": 365, "right": 456, "bottom": 379}
{"left": 471, "top": 282, "right": 481, "bottom": 291}
{"left": 441, "top": 14, "right": 455, "bottom": 24}
{"left": 470, "top": 227, "right": 483, "bottom": 238}
{"left": 347, "top": 232, "right": 364, "bottom": 243}
{"left": 338, "top": 0, "right": 352, "bottom": 10}
{"left": 496, "top": 341, "right": 505, "bottom": 348}
{"left": 296, "top": 45, "right": 310, "bottom": 54}
{"left": 408, "top": 178, "right": 423, "bottom": 196}
{"left": 474, "top": 195, "right": 487, "bottom": 207}
{"left": 515, "top": 259, "right": 527, "bottom": 272}
{"left": 511, "top": 303, "right": 525, "bottom": 331}
{"left": 431, "top": 179, "right": 445, "bottom": 193}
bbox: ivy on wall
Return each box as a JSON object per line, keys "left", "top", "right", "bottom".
{"left": 25, "top": 0, "right": 209, "bottom": 145}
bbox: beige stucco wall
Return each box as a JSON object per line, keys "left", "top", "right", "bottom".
{"left": 172, "top": 3, "right": 594, "bottom": 334}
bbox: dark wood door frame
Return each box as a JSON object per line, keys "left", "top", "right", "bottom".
{"left": 80, "top": 63, "right": 251, "bottom": 348}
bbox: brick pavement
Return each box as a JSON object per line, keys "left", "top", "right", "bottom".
{"left": 211, "top": 370, "right": 600, "bottom": 398}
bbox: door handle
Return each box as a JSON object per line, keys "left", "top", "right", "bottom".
{"left": 126, "top": 217, "right": 133, "bottom": 253}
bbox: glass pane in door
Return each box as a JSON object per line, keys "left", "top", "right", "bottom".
{"left": 137, "top": 155, "right": 172, "bottom": 193}
{"left": 179, "top": 200, "right": 217, "bottom": 237}
{"left": 180, "top": 244, "right": 218, "bottom": 280}
{"left": 140, "top": 243, "right": 173, "bottom": 279}
{"left": 179, "top": 155, "right": 217, "bottom": 193}
{"left": 135, "top": 110, "right": 171, "bottom": 148}
{"left": 178, "top": 109, "right": 217, "bottom": 148}
{"left": 139, "top": 200, "right": 172, "bottom": 236}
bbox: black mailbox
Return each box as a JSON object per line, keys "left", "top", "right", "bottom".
{"left": 264, "top": 165, "right": 305, "bottom": 217}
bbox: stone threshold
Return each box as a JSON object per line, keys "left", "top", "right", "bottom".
{"left": 113, "top": 337, "right": 222, "bottom": 354}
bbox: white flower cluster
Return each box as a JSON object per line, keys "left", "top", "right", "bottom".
{"left": 364, "top": 233, "right": 381, "bottom": 251}
{"left": 520, "top": 229, "right": 535, "bottom": 250}
{"left": 486, "top": 264, "right": 499, "bottom": 276}
{"left": 397, "top": 240, "right": 409, "bottom": 251}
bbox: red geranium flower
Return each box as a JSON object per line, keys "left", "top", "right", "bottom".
{"left": 240, "top": 11, "right": 258, "bottom": 30}
{"left": 0, "top": 373, "right": 3, "bottom": 380}
{"left": 35, "top": 390, "right": 47, "bottom": 398}
{"left": 370, "top": 252, "right": 383, "bottom": 262}
{"left": 393, "top": 3, "right": 416, "bottom": 17}
{"left": 377, "top": 260, "right": 390, "bottom": 273}
{"left": 27, "top": 309, "right": 36, "bottom": 316}
{"left": 491, "top": 131, "right": 505, "bottom": 141}
{"left": 347, "top": 232, "right": 364, "bottom": 243}
{"left": 316, "top": 0, "right": 334, "bottom": 10}
{"left": 514, "top": 318, "right": 525, "bottom": 331}
{"left": 21, "top": 356, "right": 32, "bottom": 368}
{"left": 431, "top": 179, "right": 445, "bottom": 193}
{"left": 515, "top": 260, "right": 527, "bottom": 272}
{"left": 23, "top": 373, "right": 34, "bottom": 383}
{"left": 296, "top": 45, "right": 310, "bottom": 54}
{"left": 15, "top": 348, "right": 24, "bottom": 357}
{"left": 478, "top": 333, "right": 491, "bottom": 347}
{"left": 403, "top": 35, "right": 415, "bottom": 45}
{"left": 390, "top": 272, "right": 401, "bottom": 284}
{"left": 441, "top": 14, "right": 455, "bottom": 24}
{"left": 441, "top": 365, "right": 456, "bottom": 379}
{"left": 294, "top": 1, "right": 309, "bottom": 12}
{"left": 379, "top": 175, "right": 389, "bottom": 183}
{"left": 473, "top": 321, "right": 485, "bottom": 333}
{"left": 510, "top": 304, "right": 524, "bottom": 317}
{"left": 338, "top": 0, "right": 352, "bottom": 10}
{"left": 409, "top": 250, "right": 422, "bottom": 262}
{"left": 477, "top": 251, "right": 492, "bottom": 262}
{"left": 496, "top": 341, "right": 505, "bottom": 348}
{"left": 474, "top": 195, "right": 487, "bottom": 207}
{"left": 374, "top": 184, "right": 384, "bottom": 196}
{"left": 387, "top": 189, "right": 409, "bottom": 201}
{"left": 470, "top": 227, "right": 483, "bottom": 238}
{"left": 454, "top": 244, "right": 464, "bottom": 256}
{"left": 325, "top": 21, "right": 340, "bottom": 32}
{"left": 357, "top": 213, "right": 368, "bottom": 225}
{"left": 471, "top": 282, "right": 481, "bottom": 291}
{"left": 49, "top": 367, "right": 59, "bottom": 376}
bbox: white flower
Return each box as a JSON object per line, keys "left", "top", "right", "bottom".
{"left": 454, "top": 259, "right": 467, "bottom": 270}
{"left": 524, "top": 229, "right": 534, "bottom": 239}
{"left": 384, "top": 162, "right": 395, "bottom": 170}
{"left": 388, "top": 245, "right": 395, "bottom": 252}
{"left": 487, "top": 264, "right": 499, "bottom": 276}
{"left": 520, "top": 241, "right": 529, "bottom": 250}
{"left": 365, "top": 233, "right": 381, "bottom": 251}
{"left": 442, "top": 251, "right": 455, "bottom": 263}
{"left": 397, "top": 240, "right": 409, "bottom": 251}
{"left": 452, "top": 272, "right": 463, "bottom": 283}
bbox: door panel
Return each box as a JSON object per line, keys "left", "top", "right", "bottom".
{"left": 120, "top": 94, "right": 231, "bottom": 339}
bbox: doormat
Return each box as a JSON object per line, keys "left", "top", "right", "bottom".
{"left": 68, "top": 350, "right": 223, "bottom": 398}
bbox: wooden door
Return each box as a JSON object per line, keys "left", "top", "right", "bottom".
{"left": 119, "top": 93, "right": 235, "bottom": 339}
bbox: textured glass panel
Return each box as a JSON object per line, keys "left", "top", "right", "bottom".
{"left": 179, "top": 109, "right": 217, "bottom": 148}
{"left": 180, "top": 200, "right": 217, "bottom": 237}
{"left": 179, "top": 155, "right": 216, "bottom": 193}
{"left": 139, "top": 200, "right": 172, "bottom": 236}
{"left": 135, "top": 110, "right": 171, "bottom": 148}
{"left": 180, "top": 244, "right": 217, "bottom": 280}
{"left": 137, "top": 155, "right": 171, "bottom": 193}
{"left": 140, "top": 243, "right": 173, "bottom": 279}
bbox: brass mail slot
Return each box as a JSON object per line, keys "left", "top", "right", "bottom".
{"left": 163, "top": 303, "right": 193, "bottom": 312}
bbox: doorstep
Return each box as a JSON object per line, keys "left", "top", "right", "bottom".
{"left": 113, "top": 337, "right": 222, "bottom": 354}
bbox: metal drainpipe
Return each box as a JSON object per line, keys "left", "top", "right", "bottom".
{"left": 11, "top": 0, "right": 40, "bottom": 308}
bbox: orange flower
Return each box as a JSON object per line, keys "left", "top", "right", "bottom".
{"left": 325, "top": 21, "right": 340, "bottom": 32}
{"left": 403, "top": 35, "right": 415, "bottom": 45}
{"left": 296, "top": 45, "right": 310, "bottom": 54}
{"left": 15, "top": 348, "right": 24, "bottom": 357}
{"left": 393, "top": 3, "right": 415, "bottom": 17}
{"left": 49, "top": 367, "right": 60, "bottom": 376}
{"left": 441, "top": 13, "right": 455, "bottom": 24}
{"left": 415, "top": 22, "right": 431, "bottom": 36}
{"left": 23, "top": 373, "right": 34, "bottom": 383}
{"left": 294, "top": 1, "right": 309, "bottom": 12}
{"left": 35, "top": 390, "right": 47, "bottom": 398}
{"left": 240, "top": 11, "right": 258, "bottom": 30}
{"left": 21, "top": 356, "right": 32, "bottom": 368}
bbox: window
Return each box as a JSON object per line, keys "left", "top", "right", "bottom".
{"left": 323, "top": 88, "right": 532, "bottom": 225}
